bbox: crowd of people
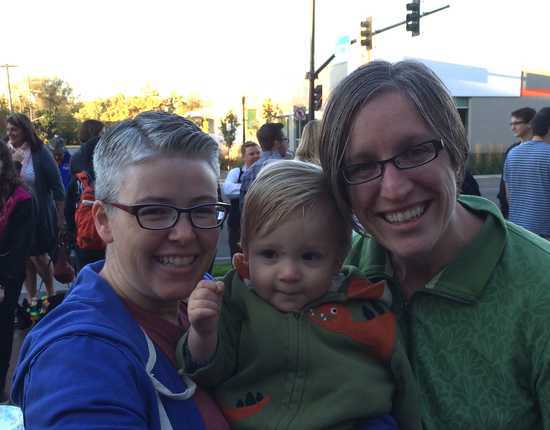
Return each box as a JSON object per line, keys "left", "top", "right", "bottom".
{"left": 0, "top": 59, "right": 549, "bottom": 429}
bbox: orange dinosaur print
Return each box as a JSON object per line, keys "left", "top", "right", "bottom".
{"left": 347, "top": 277, "right": 388, "bottom": 300}
{"left": 307, "top": 278, "right": 396, "bottom": 361}
{"left": 222, "top": 392, "right": 272, "bottom": 422}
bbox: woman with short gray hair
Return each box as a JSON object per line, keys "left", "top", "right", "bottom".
{"left": 12, "top": 111, "right": 230, "bottom": 430}
{"left": 320, "top": 60, "right": 550, "bottom": 429}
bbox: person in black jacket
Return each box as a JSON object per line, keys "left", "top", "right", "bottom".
{"left": 0, "top": 140, "right": 35, "bottom": 401}
{"left": 69, "top": 119, "right": 104, "bottom": 176}
{"left": 461, "top": 169, "right": 481, "bottom": 197}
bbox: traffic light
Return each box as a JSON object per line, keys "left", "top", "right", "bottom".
{"left": 360, "top": 16, "right": 373, "bottom": 50}
{"left": 406, "top": 0, "right": 420, "bottom": 36}
{"left": 313, "top": 85, "right": 323, "bottom": 111}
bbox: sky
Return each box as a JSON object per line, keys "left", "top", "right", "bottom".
{"left": 2, "top": 0, "right": 549, "bottom": 116}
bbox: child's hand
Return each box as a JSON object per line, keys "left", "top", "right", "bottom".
{"left": 188, "top": 280, "right": 224, "bottom": 339}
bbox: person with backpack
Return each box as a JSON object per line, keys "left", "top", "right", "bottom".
{"left": 65, "top": 121, "right": 106, "bottom": 273}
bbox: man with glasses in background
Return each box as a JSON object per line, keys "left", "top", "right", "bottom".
{"left": 504, "top": 107, "right": 550, "bottom": 239}
{"left": 498, "top": 107, "right": 536, "bottom": 218}
{"left": 239, "top": 123, "right": 288, "bottom": 208}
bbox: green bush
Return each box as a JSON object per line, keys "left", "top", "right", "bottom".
{"left": 212, "top": 262, "right": 232, "bottom": 278}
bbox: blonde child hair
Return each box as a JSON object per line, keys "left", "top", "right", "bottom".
{"left": 241, "top": 159, "right": 351, "bottom": 263}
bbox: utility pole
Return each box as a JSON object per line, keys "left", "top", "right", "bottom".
{"left": 308, "top": 0, "right": 316, "bottom": 122}
{"left": 241, "top": 96, "right": 246, "bottom": 144}
{"left": 1, "top": 64, "right": 17, "bottom": 112}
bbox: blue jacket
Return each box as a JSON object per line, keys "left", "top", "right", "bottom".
{"left": 11, "top": 261, "right": 205, "bottom": 430}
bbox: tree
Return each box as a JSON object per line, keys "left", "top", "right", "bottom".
{"left": 27, "top": 77, "right": 80, "bottom": 143}
{"left": 219, "top": 110, "right": 240, "bottom": 149}
{"left": 0, "top": 95, "right": 9, "bottom": 136}
{"left": 261, "top": 98, "right": 283, "bottom": 123}
{"left": 75, "top": 91, "right": 205, "bottom": 124}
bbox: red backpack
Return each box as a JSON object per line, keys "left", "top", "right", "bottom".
{"left": 75, "top": 171, "right": 105, "bottom": 250}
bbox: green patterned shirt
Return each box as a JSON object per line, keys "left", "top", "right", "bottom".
{"left": 346, "top": 195, "right": 550, "bottom": 430}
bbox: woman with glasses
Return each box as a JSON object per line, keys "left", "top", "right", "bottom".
{"left": 320, "top": 60, "right": 550, "bottom": 429}
{"left": 12, "top": 112, "right": 230, "bottom": 430}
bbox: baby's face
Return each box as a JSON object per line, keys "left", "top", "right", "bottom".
{"left": 244, "top": 204, "right": 342, "bottom": 312}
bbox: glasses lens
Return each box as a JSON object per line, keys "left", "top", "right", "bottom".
{"left": 191, "top": 204, "right": 226, "bottom": 228}
{"left": 137, "top": 205, "right": 178, "bottom": 229}
{"left": 396, "top": 141, "right": 437, "bottom": 169}
{"left": 344, "top": 162, "right": 381, "bottom": 184}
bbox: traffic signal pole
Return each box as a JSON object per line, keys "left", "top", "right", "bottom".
{"left": 374, "top": 4, "right": 449, "bottom": 37}
{"left": 305, "top": 4, "right": 449, "bottom": 122}
{"left": 308, "top": 0, "right": 316, "bottom": 122}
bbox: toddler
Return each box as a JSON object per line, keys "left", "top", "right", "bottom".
{"left": 178, "top": 160, "right": 420, "bottom": 430}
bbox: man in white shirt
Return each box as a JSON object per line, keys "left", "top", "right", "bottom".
{"left": 222, "top": 141, "right": 261, "bottom": 256}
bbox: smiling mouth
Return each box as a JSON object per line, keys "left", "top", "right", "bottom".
{"left": 156, "top": 255, "right": 196, "bottom": 267}
{"left": 382, "top": 204, "right": 426, "bottom": 224}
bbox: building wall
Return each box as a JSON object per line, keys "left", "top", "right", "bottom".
{"left": 468, "top": 96, "right": 550, "bottom": 154}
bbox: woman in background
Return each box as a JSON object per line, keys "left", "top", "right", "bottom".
{"left": 0, "top": 141, "right": 34, "bottom": 402}
{"left": 7, "top": 113, "right": 65, "bottom": 301}
{"left": 295, "top": 119, "right": 321, "bottom": 164}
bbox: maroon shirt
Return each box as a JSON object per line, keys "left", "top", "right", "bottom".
{"left": 123, "top": 299, "right": 229, "bottom": 430}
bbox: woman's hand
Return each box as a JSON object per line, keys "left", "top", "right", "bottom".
{"left": 187, "top": 280, "right": 224, "bottom": 363}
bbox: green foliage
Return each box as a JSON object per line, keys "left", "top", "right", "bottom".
{"left": 212, "top": 261, "right": 233, "bottom": 278}
{"left": 4, "top": 75, "right": 204, "bottom": 146}
{"left": 34, "top": 78, "right": 76, "bottom": 114}
{"left": 245, "top": 108, "right": 259, "bottom": 140}
{"left": 0, "top": 95, "right": 9, "bottom": 136}
{"left": 219, "top": 110, "right": 240, "bottom": 149}
{"left": 34, "top": 110, "right": 80, "bottom": 144}
{"left": 261, "top": 98, "right": 283, "bottom": 123}
{"left": 75, "top": 91, "right": 204, "bottom": 123}
{"left": 5, "top": 77, "right": 82, "bottom": 144}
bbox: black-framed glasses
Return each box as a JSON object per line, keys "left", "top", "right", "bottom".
{"left": 509, "top": 120, "right": 526, "bottom": 126}
{"left": 107, "top": 202, "right": 230, "bottom": 230}
{"left": 343, "top": 139, "right": 445, "bottom": 185}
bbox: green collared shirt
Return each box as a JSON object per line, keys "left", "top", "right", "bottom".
{"left": 346, "top": 195, "right": 550, "bottom": 430}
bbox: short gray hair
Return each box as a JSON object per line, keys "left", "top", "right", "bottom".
{"left": 319, "top": 60, "right": 468, "bottom": 227}
{"left": 241, "top": 159, "right": 351, "bottom": 262}
{"left": 93, "top": 111, "right": 219, "bottom": 203}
